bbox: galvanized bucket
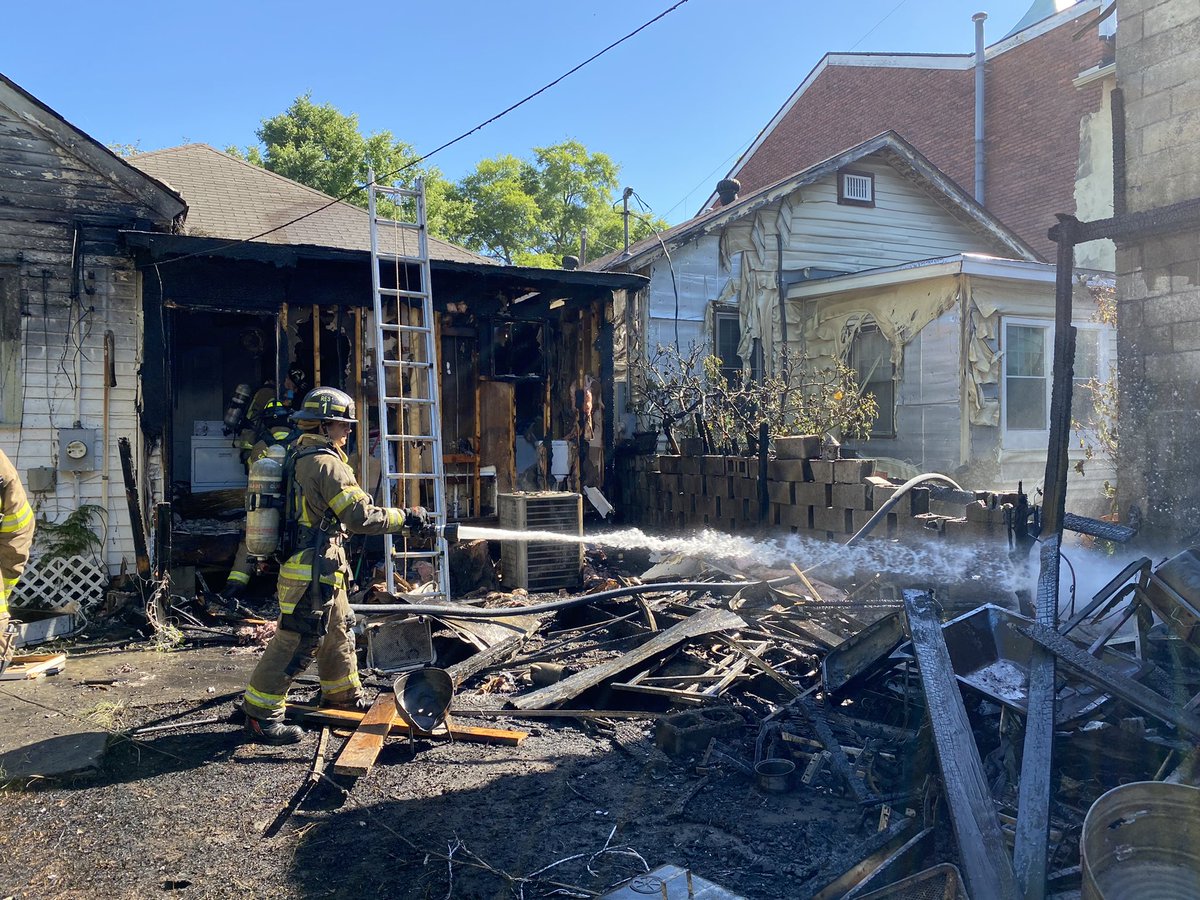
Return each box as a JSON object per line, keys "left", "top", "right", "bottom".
{"left": 1081, "top": 781, "right": 1200, "bottom": 899}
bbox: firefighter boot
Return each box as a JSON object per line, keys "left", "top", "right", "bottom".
{"left": 243, "top": 714, "right": 304, "bottom": 745}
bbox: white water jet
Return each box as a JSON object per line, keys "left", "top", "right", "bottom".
{"left": 456, "top": 525, "right": 1032, "bottom": 594}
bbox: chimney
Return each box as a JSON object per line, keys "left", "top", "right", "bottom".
{"left": 716, "top": 178, "right": 741, "bottom": 205}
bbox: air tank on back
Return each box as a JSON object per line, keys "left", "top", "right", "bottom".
{"left": 245, "top": 444, "right": 287, "bottom": 558}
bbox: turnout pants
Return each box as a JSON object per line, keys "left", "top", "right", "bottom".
{"left": 242, "top": 541, "right": 360, "bottom": 723}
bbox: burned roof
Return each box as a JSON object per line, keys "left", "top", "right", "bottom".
{"left": 128, "top": 143, "right": 493, "bottom": 265}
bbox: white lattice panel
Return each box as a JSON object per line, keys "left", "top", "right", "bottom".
{"left": 12, "top": 555, "right": 106, "bottom": 613}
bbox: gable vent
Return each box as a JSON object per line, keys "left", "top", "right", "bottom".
{"left": 839, "top": 171, "right": 875, "bottom": 206}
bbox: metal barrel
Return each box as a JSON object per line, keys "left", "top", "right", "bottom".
{"left": 1081, "top": 781, "right": 1200, "bottom": 899}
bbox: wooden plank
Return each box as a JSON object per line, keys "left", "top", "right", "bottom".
{"left": 331, "top": 694, "right": 396, "bottom": 777}
{"left": 904, "top": 589, "right": 1018, "bottom": 900}
{"left": 448, "top": 707, "right": 656, "bottom": 721}
{"left": 798, "top": 698, "right": 873, "bottom": 804}
{"left": 0, "top": 652, "right": 67, "bottom": 680}
{"left": 716, "top": 635, "right": 802, "bottom": 698}
{"left": 1019, "top": 621, "right": 1200, "bottom": 742}
{"left": 509, "top": 607, "right": 746, "bottom": 710}
{"left": 610, "top": 682, "right": 711, "bottom": 705}
{"left": 445, "top": 633, "right": 528, "bottom": 685}
{"left": 289, "top": 704, "right": 527, "bottom": 746}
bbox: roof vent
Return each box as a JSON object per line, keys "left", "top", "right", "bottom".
{"left": 716, "top": 178, "right": 741, "bottom": 205}
{"left": 561, "top": 255, "right": 579, "bottom": 270}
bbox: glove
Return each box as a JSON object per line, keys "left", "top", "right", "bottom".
{"left": 404, "top": 506, "right": 431, "bottom": 531}
{"left": 222, "top": 582, "right": 245, "bottom": 601}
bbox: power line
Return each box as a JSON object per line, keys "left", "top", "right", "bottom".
{"left": 143, "top": 0, "right": 692, "bottom": 269}
{"left": 849, "top": 0, "right": 910, "bottom": 50}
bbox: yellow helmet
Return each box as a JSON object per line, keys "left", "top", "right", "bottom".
{"left": 292, "top": 387, "right": 356, "bottom": 425}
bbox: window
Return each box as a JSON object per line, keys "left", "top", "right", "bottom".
{"left": 850, "top": 320, "right": 894, "bottom": 437}
{"left": 0, "top": 268, "right": 20, "bottom": 425}
{"left": 1002, "top": 318, "right": 1114, "bottom": 449}
{"left": 713, "top": 308, "right": 743, "bottom": 383}
{"left": 838, "top": 169, "right": 875, "bottom": 207}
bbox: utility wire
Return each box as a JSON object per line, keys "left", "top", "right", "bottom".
{"left": 143, "top": 0, "right": 692, "bottom": 270}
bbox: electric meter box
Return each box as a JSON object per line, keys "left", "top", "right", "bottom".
{"left": 58, "top": 428, "right": 100, "bottom": 473}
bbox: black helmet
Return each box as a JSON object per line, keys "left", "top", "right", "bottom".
{"left": 260, "top": 398, "right": 291, "bottom": 428}
{"left": 292, "top": 387, "right": 357, "bottom": 425}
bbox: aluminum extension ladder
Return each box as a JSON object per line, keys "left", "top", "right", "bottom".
{"left": 367, "top": 173, "right": 450, "bottom": 599}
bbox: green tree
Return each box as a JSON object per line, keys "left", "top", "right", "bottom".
{"left": 227, "top": 94, "right": 468, "bottom": 238}
{"left": 450, "top": 140, "right": 667, "bottom": 267}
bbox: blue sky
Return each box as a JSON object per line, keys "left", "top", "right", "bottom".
{"left": 5, "top": 0, "right": 1052, "bottom": 224}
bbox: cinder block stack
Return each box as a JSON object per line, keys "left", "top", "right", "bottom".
{"left": 614, "top": 443, "right": 1014, "bottom": 544}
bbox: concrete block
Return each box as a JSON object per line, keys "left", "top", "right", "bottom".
{"left": 775, "top": 435, "right": 820, "bottom": 460}
{"left": 796, "top": 481, "right": 831, "bottom": 507}
{"left": 782, "top": 504, "right": 813, "bottom": 530}
{"left": 768, "top": 480, "right": 793, "bottom": 505}
{"left": 700, "top": 456, "right": 726, "bottom": 476}
{"left": 834, "top": 458, "right": 874, "bottom": 483}
{"left": 813, "top": 505, "right": 852, "bottom": 534}
{"left": 850, "top": 508, "right": 876, "bottom": 534}
{"left": 679, "top": 456, "right": 701, "bottom": 475}
{"left": 777, "top": 458, "right": 812, "bottom": 483}
{"left": 810, "top": 459, "right": 836, "bottom": 483}
{"left": 942, "top": 517, "right": 971, "bottom": 543}
{"left": 832, "top": 482, "right": 871, "bottom": 510}
{"left": 655, "top": 707, "right": 743, "bottom": 756}
{"left": 658, "top": 455, "right": 680, "bottom": 474}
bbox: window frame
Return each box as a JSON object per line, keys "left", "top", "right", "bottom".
{"left": 999, "top": 317, "right": 1114, "bottom": 451}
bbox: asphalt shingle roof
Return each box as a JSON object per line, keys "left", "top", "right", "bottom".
{"left": 129, "top": 144, "right": 493, "bottom": 265}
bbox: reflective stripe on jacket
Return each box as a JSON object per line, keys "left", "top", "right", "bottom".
{"left": 0, "top": 450, "right": 34, "bottom": 614}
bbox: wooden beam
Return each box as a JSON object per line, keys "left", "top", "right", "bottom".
{"left": 508, "top": 607, "right": 746, "bottom": 710}
{"left": 331, "top": 694, "right": 395, "bottom": 776}
{"left": 449, "top": 707, "right": 657, "bottom": 721}
{"left": 904, "top": 590, "right": 1018, "bottom": 900}
{"left": 1019, "top": 621, "right": 1200, "bottom": 742}
{"left": 289, "top": 704, "right": 527, "bottom": 746}
{"left": 311, "top": 304, "right": 321, "bottom": 385}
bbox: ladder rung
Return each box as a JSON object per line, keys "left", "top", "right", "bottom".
{"left": 379, "top": 323, "right": 433, "bottom": 335}
{"left": 373, "top": 216, "right": 422, "bottom": 229}
{"left": 374, "top": 185, "right": 422, "bottom": 200}
{"left": 392, "top": 551, "right": 445, "bottom": 560}
{"left": 381, "top": 359, "right": 433, "bottom": 369}
{"left": 381, "top": 396, "right": 435, "bottom": 406}
{"left": 385, "top": 472, "right": 441, "bottom": 481}
{"left": 375, "top": 254, "right": 427, "bottom": 266}
{"left": 384, "top": 434, "right": 438, "bottom": 442}
{"left": 378, "top": 287, "right": 429, "bottom": 300}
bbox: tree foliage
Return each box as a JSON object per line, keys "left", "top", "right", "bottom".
{"left": 447, "top": 140, "right": 668, "bottom": 267}
{"left": 227, "top": 94, "right": 470, "bottom": 238}
{"left": 230, "top": 96, "right": 665, "bottom": 267}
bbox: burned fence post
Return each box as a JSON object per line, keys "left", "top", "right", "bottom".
{"left": 758, "top": 421, "right": 769, "bottom": 525}
{"left": 1015, "top": 213, "right": 1080, "bottom": 900}
{"left": 118, "top": 436, "right": 151, "bottom": 580}
{"left": 903, "top": 589, "right": 1017, "bottom": 900}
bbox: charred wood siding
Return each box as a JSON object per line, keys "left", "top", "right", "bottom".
{"left": 0, "top": 102, "right": 171, "bottom": 571}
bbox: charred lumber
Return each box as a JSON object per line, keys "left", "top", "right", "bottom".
{"left": 804, "top": 815, "right": 918, "bottom": 900}
{"left": 904, "top": 589, "right": 1018, "bottom": 900}
{"left": 1018, "top": 621, "right": 1200, "bottom": 742}
{"left": 508, "top": 607, "right": 746, "bottom": 710}
{"left": 263, "top": 726, "right": 330, "bottom": 838}
{"left": 118, "top": 437, "right": 151, "bottom": 579}
{"left": 797, "top": 698, "right": 874, "bottom": 804}
{"left": 445, "top": 633, "right": 528, "bottom": 685}
{"left": 288, "top": 704, "right": 527, "bottom": 746}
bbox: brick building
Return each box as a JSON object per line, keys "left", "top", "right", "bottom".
{"left": 1114, "top": 0, "right": 1200, "bottom": 542}
{"left": 707, "top": 0, "right": 1114, "bottom": 265}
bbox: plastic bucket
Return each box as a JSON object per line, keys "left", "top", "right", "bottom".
{"left": 1081, "top": 781, "right": 1200, "bottom": 899}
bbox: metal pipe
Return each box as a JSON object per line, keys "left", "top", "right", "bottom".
{"left": 349, "top": 579, "right": 760, "bottom": 618}
{"left": 973, "top": 12, "right": 988, "bottom": 204}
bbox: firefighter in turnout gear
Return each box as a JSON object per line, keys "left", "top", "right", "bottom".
{"left": 241, "top": 387, "right": 430, "bottom": 744}
{"left": 0, "top": 450, "right": 35, "bottom": 672}
{"left": 223, "top": 398, "right": 298, "bottom": 599}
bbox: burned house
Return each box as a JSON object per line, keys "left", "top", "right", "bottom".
{"left": 0, "top": 75, "right": 643, "bottom": 600}
{"left": 594, "top": 132, "right": 1115, "bottom": 512}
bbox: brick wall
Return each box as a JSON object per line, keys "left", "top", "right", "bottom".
{"left": 728, "top": 12, "right": 1109, "bottom": 260}
{"left": 1115, "top": 0, "right": 1200, "bottom": 540}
